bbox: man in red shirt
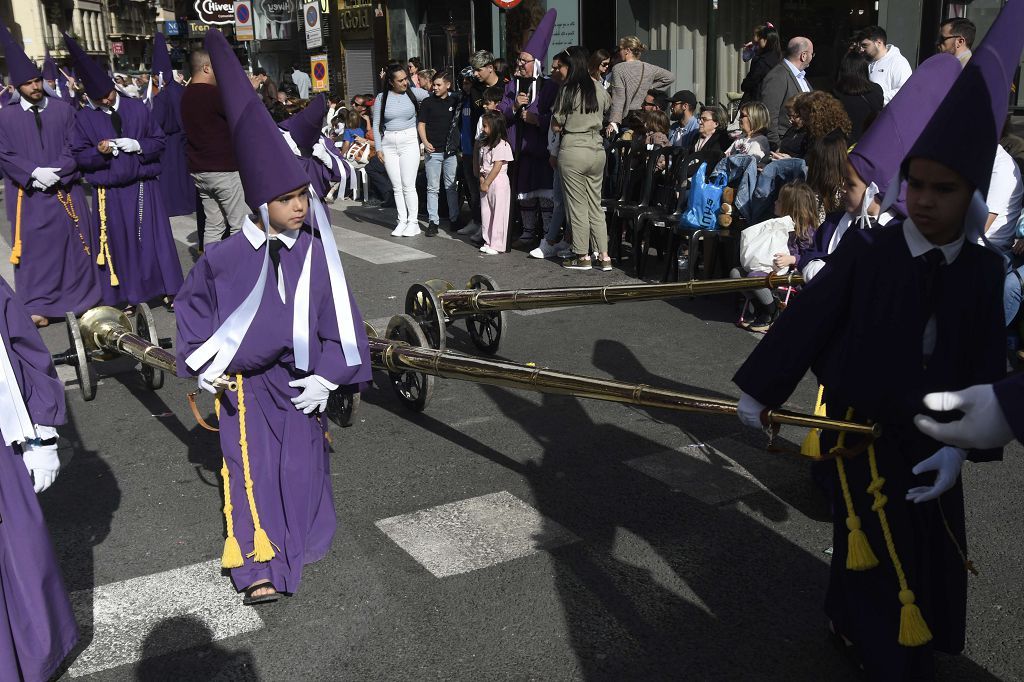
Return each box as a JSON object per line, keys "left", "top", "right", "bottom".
{"left": 181, "top": 48, "right": 248, "bottom": 247}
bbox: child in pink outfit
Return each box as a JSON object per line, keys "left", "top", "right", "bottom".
{"left": 477, "top": 111, "right": 514, "bottom": 254}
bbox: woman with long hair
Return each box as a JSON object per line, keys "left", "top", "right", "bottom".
{"left": 372, "top": 63, "right": 429, "bottom": 237}
{"left": 805, "top": 129, "right": 849, "bottom": 222}
{"left": 740, "top": 23, "right": 782, "bottom": 105}
{"left": 605, "top": 35, "right": 674, "bottom": 135}
{"left": 725, "top": 101, "right": 772, "bottom": 161}
{"left": 832, "top": 50, "right": 884, "bottom": 142}
{"left": 553, "top": 46, "right": 612, "bottom": 270}
{"left": 588, "top": 48, "right": 612, "bottom": 88}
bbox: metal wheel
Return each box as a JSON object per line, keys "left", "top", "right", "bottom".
{"left": 464, "top": 274, "right": 507, "bottom": 355}
{"left": 385, "top": 314, "right": 435, "bottom": 412}
{"left": 326, "top": 391, "right": 360, "bottom": 428}
{"left": 133, "top": 302, "right": 164, "bottom": 390}
{"left": 404, "top": 282, "right": 447, "bottom": 350}
{"left": 64, "top": 312, "right": 95, "bottom": 401}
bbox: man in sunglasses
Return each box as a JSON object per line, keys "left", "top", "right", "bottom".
{"left": 936, "top": 18, "right": 975, "bottom": 67}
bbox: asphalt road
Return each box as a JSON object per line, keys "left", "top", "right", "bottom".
{"left": 1, "top": 194, "right": 1021, "bottom": 681}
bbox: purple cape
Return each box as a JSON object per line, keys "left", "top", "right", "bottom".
{"left": 175, "top": 226, "right": 371, "bottom": 593}
{"left": 70, "top": 96, "right": 184, "bottom": 305}
{"left": 151, "top": 81, "right": 197, "bottom": 216}
{"left": 0, "top": 276, "right": 78, "bottom": 680}
{"left": 0, "top": 98, "right": 102, "bottom": 317}
{"left": 498, "top": 77, "right": 559, "bottom": 195}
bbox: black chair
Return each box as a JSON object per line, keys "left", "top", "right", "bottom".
{"left": 629, "top": 147, "right": 686, "bottom": 278}
{"left": 606, "top": 143, "right": 665, "bottom": 263}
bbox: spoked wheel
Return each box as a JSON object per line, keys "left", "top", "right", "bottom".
{"left": 464, "top": 274, "right": 506, "bottom": 355}
{"left": 404, "top": 281, "right": 448, "bottom": 351}
{"left": 326, "top": 391, "right": 360, "bottom": 428}
{"left": 385, "top": 314, "right": 435, "bottom": 412}
{"left": 133, "top": 302, "right": 164, "bottom": 390}
{"left": 64, "top": 312, "right": 95, "bottom": 401}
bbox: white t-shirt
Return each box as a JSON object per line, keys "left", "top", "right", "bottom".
{"left": 983, "top": 145, "right": 1024, "bottom": 253}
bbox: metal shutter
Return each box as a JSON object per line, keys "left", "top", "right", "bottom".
{"left": 344, "top": 40, "right": 375, "bottom": 97}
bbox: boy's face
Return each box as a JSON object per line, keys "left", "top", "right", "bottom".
{"left": 432, "top": 77, "right": 450, "bottom": 97}
{"left": 267, "top": 186, "right": 309, "bottom": 233}
{"left": 905, "top": 158, "right": 973, "bottom": 245}
{"left": 842, "top": 160, "right": 868, "bottom": 215}
{"left": 483, "top": 100, "right": 499, "bottom": 111}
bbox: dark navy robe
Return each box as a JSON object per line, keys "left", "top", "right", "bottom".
{"left": 150, "top": 80, "right": 196, "bottom": 216}
{"left": 498, "top": 77, "right": 559, "bottom": 195}
{"left": 734, "top": 223, "right": 1005, "bottom": 679}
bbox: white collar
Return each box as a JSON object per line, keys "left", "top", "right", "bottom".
{"left": 902, "top": 219, "right": 964, "bottom": 264}
{"left": 242, "top": 215, "right": 299, "bottom": 250}
{"left": 19, "top": 96, "right": 47, "bottom": 111}
{"left": 783, "top": 59, "right": 806, "bottom": 79}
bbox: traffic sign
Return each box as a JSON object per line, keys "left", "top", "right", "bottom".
{"left": 234, "top": 0, "right": 254, "bottom": 41}
{"left": 310, "top": 54, "right": 328, "bottom": 93}
{"left": 304, "top": 1, "right": 322, "bottom": 50}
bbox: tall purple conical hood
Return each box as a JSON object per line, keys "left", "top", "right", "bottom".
{"left": 205, "top": 28, "right": 308, "bottom": 211}
{"left": 42, "top": 53, "right": 58, "bottom": 81}
{"left": 906, "top": 0, "right": 1024, "bottom": 196}
{"left": 280, "top": 94, "right": 327, "bottom": 150}
{"left": 849, "top": 53, "right": 960, "bottom": 192}
{"left": 522, "top": 9, "right": 557, "bottom": 65}
{"left": 0, "top": 19, "right": 42, "bottom": 87}
{"left": 63, "top": 32, "right": 114, "bottom": 100}
{"left": 151, "top": 32, "right": 173, "bottom": 85}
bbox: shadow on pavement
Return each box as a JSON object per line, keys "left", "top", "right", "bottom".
{"left": 134, "top": 615, "right": 260, "bottom": 681}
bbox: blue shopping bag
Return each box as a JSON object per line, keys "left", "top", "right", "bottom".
{"left": 680, "top": 162, "right": 728, "bottom": 230}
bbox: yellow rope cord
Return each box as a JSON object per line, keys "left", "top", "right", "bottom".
{"left": 96, "top": 188, "right": 119, "bottom": 286}
{"left": 800, "top": 385, "right": 826, "bottom": 458}
{"left": 9, "top": 188, "right": 23, "bottom": 265}
{"left": 216, "top": 392, "right": 244, "bottom": 568}
{"left": 236, "top": 374, "right": 279, "bottom": 562}
{"left": 830, "top": 407, "right": 879, "bottom": 571}
{"left": 865, "top": 442, "right": 933, "bottom": 647}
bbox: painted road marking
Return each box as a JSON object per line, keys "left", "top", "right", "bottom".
{"left": 626, "top": 440, "right": 769, "bottom": 506}
{"left": 329, "top": 224, "right": 434, "bottom": 265}
{"left": 375, "top": 490, "right": 578, "bottom": 578}
{"left": 66, "top": 560, "right": 264, "bottom": 677}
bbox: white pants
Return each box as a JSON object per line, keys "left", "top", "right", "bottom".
{"left": 381, "top": 127, "right": 421, "bottom": 227}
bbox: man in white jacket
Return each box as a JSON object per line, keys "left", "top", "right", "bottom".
{"left": 858, "top": 26, "right": 913, "bottom": 105}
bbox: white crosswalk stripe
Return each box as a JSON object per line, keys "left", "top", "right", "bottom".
{"left": 67, "top": 560, "right": 264, "bottom": 678}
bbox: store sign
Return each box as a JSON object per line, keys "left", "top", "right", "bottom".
{"left": 111, "top": 41, "right": 125, "bottom": 55}
{"left": 188, "top": 20, "right": 212, "bottom": 36}
{"left": 258, "top": 0, "right": 295, "bottom": 24}
{"left": 304, "top": 1, "right": 322, "bottom": 49}
{"left": 338, "top": 3, "right": 371, "bottom": 33}
{"left": 164, "top": 20, "right": 182, "bottom": 36}
{"left": 195, "top": 0, "right": 234, "bottom": 24}
{"left": 310, "top": 54, "right": 329, "bottom": 93}
{"left": 234, "top": 0, "right": 254, "bottom": 40}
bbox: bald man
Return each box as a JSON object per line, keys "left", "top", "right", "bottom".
{"left": 759, "top": 36, "right": 814, "bottom": 149}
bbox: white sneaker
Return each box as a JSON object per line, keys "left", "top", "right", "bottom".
{"left": 528, "top": 240, "right": 560, "bottom": 259}
{"left": 456, "top": 221, "right": 480, "bottom": 236}
{"left": 391, "top": 224, "right": 405, "bottom": 236}
{"left": 401, "top": 224, "right": 421, "bottom": 237}
{"left": 479, "top": 244, "right": 490, "bottom": 252}
{"left": 480, "top": 246, "right": 499, "bottom": 255}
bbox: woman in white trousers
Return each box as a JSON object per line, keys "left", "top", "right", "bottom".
{"left": 373, "top": 65, "right": 430, "bottom": 236}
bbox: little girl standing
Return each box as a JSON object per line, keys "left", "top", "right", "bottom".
{"left": 478, "top": 110, "right": 514, "bottom": 255}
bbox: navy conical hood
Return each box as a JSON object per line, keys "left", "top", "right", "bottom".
{"left": 0, "top": 19, "right": 42, "bottom": 87}
{"left": 63, "top": 32, "right": 114, "bottom": 100}
{"left": 205, "top": 28, "right": 309, "bottom": 211}
{"left": 151, "top": 32, "right": 173, "bottom": 85}
{"left": 280, "top": 94, "right": 327, "bottom": 150}
{"left": 42, "top": 53, "right": 58, "bottom": 81}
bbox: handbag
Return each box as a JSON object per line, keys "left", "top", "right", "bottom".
{"left": 739, "top": 215, "right": 795, "bottom": 273}
{"left": 680, "top": 162, "right": 727, "bottom": 230}
{"left": 345, "top": 141, "right": 372, "bottom": 165}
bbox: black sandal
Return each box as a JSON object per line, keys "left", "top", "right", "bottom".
{"left": 242, "top": 581, "right": 280, "bottom": 606}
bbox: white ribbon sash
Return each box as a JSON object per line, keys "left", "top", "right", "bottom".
{"left": 0, "top": 329, "right": 37, "bottom": 446}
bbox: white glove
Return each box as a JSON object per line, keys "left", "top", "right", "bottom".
{"left": 312, "top": 141, "right": 334, "bottom": 168}
{"left": 737, "top": 391, "right": 766, "bottom": 430}
{"left": 288, "top": 375, "right": 336, "bottom": 414}
{"left": 30, "top": 167, "right": 62, "bottom": 190}
{"left": 913, "top": 384, "right": 1013, "bottom": 450}
{"left": 282, "top": 130, "right": 301, "bottom": 156}
{"left": 111, "top": 137, "right": 141, "bottom": 153}
{"left": 22, "top": 440, "right": 60, "bottom": 493}
{"left": 906, "top": 446, "right": 967, "bottom": 503}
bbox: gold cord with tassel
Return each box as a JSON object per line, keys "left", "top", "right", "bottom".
{"left": 96, "top": 188, "right": 119, "bottom": 286}
{"left": 830, "top": 408, "right": 879, "bottom": 571}
{"left": 236, "top": 375, "right": 279, "bottom": 562}
{"left": 9, "top": 188, "right": 23, "bottom": 265}
{"left": 216, "top": 393, "right": 244, "bottom": 568}
{"left": 800, "top": 385, "right": 826, "bottom": 457}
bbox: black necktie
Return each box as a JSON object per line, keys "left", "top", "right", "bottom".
{"left": 268, "top": 239, "right": 284, "bottom": 282}
{"left": 109, "top": 109, "right": 123, "bottom": 137}
{"left": 30, "top": 105, "right": 43, "bottom": 144}
{"left": 921, "top": 248, "right": 944, "bottom": 318}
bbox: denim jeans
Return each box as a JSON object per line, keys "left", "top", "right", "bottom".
{"left": 544, "top": 166, "right": 566, "bottom": 242}
{"left": 1005, "top": 266, "right": 1024, "bottom": 326}
{"left": 425, "top": 152, "right": 459, "bottom": 223}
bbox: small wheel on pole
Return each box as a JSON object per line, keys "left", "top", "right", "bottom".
{"left": 133, "top": 302, "right": 164, "bottom": 390}
{"left": 385, "top": 314, "right": 435, "bottom": 412}
{"left": 326, "top": 391, "right": 360, "bottom": 428}
{"left": 465, "top": 274, "right": 506, "bottom": 356}
{"left": 64, "top": 312, "right": 95, "bottom": 401}
{"left": 404, "top": 283, "right": 447, "bottom": 351}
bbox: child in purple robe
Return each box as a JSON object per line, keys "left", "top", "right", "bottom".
{"left": 0, "top": 21, "right": 101, "bottom": 324}
{"left": 734, "top": 5, "right": 1020, "bottom": 677}
{"left": 63, "top": 33, "right": 185, "bottom": 309}
{"left": 175, "top": 28, "right": 371, "bottom": 606}
{"left": 279, "top": 94, "right": 346, "bottom": 201}
{"left": 0, "top": 275, "right": 79, "bottom": 680}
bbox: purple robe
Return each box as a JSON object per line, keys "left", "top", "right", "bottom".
{"left": 0, "top": 97, "right": 102, "bottom": 317}
{"left": 151, "top": 81, "right": 196, "bottom": 216}
{"left": 734, "top": 224, "right": 1004, "bottom": 678}
{"left": 70, "top": 96, "right": 184, "bottom": 305}
{"left": 298, "top": 154, "right": 339, "bottom": 201}
{"left": 174, "top": 226, "right": 371, "bottom": 594}
{"left": 0, "top": 276, "right": 78, "bottom": 680}
{"left": 498, "top": 77, "right": 558, "bottom": 195}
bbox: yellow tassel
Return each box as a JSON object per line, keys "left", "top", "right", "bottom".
{"left": 831, "top": 407, "right": 879, "bottom": 571}
{"left": 221, "top": 536, "right": 244, "bottom": 569}
{"left": 898, "top": 589, "right": 933, "bottom": 647}
{"left": 96, "top": 188, "right": 119, "bottom": 286}
{"left": 800, "top": 385, "right": 827, "bottom": 457}
{"left": 219, "top": 455, "right": 244, "bottom": 569}
{"left": 236, "top": 375, "right": 278, "bottom": 563}
{"left": 9, "top": 188, "right": 23, "bottom": 265}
